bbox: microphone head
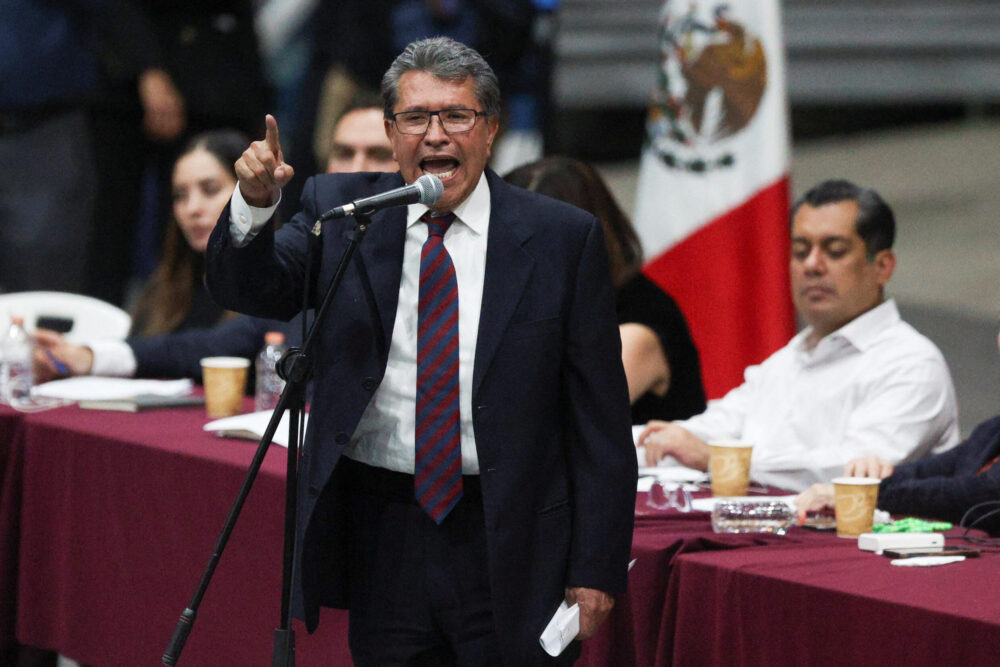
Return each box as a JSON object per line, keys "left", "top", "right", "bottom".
{"left": 414, "top": 174, "right": 444, "bottom": 206}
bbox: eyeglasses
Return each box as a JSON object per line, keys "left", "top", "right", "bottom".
{"left": 391, "top": 108, "right": 488, "bottom": 135}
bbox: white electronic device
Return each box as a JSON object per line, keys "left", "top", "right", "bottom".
{"left": 857, "top": 532, "right": 944, "bottom": 554}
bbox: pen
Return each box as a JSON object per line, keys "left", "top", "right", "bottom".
{"left": 45, "top": 349, "right": 70, "bottom": 376}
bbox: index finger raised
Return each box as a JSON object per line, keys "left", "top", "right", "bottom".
{"left": 264, "top": 114, "right": 282, "bottom": 159}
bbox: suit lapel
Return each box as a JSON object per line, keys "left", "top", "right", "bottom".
{"left": 354, "top": 202, "right": 407, "bottom": 358}
{"left": 473, "top": 173, "right": 536, "bottom": 399}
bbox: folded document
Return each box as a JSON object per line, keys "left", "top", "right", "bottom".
{"left": 539, "top": 559, "right": 636, "bottom": 656}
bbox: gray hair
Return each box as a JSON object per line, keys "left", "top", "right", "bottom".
{"left": 381, "top": 37, "right": 501, "bottom": 119}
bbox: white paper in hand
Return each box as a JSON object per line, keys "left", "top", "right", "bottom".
{"left": 539, "top": 560, "right": 636, "bottom": 656}
{"left": 539, "top": 601, "right": 579, "bottom": 657}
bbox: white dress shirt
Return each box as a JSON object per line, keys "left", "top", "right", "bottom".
{"left": 676, "top": 299, "right": 960, "bottom": 491}
{"left": 228, "top": 174, "right": 491, "bottom": 474}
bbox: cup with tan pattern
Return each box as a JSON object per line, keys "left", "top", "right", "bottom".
{"left": 832, "top": 477, "right": 881, "bottom": 537}
{"left": 200, "top": 357, "right": 250, "bottom": 418}
{"left": 708, "top": 440, "right": 754, "bottom": 497}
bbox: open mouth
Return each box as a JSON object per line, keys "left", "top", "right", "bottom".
{"left": 420, "top": 157, "right": 459, "bottom": 182}
{"left": 801, "top": 286, "right": 835, "bottom": 299}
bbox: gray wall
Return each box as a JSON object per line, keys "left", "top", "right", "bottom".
{"left": 554, "top": 0, "right": 1000, "bottom": 108}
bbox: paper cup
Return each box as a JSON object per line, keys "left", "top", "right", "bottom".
{"left": 200, "top": 357, "right": 250, "bottom": 418}
{"left": 708, "top": 440, "right": 754, "bottom": 497}
{"left": 832, "top": 477, "right": 881, "bottom": 537}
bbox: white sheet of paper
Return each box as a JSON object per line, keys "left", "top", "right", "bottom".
{"left": 890, "top": 555, "right": 965, "bottom": 567}
{"left": 539, "top": 602, "right": 579, "bottom": 657}
{"left": 33, "top": 377, "right": 193, "bottom": 401}
{"left": 637, "top": 461, "right": 707, "bottom": 483}
{"left": 539, "top": 560, "right": 637, "bottom": 656}
{"left": 637, "top": 477, "right": 701, "bottom": 493}
{"left": 203, "top": 410, "right": 307, "bottom": 448}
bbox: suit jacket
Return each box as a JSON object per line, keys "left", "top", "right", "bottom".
{"left": 206, "top": 168, "right": 636, "bottom": 663}
{"left": 880, "top": 415, "right": 1000, "bottom": 533}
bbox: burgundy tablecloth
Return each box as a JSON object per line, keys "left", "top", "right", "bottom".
{"left": 12, "top": 403, "right": 997, "bottom": 666}
{"left": 13, "top": 403, "right": 350, "bottom": 666}
{"left": 7, "top": 402, "right": 792, "bottom": 666}
{"left": 576, "top": 497, "right": 813, "bottom": 667}
{"left": 1, "top": 405, "right": 26, "bottom": 663}
{"left": 669, "top": 531, "right": 1000, "bottom": 666}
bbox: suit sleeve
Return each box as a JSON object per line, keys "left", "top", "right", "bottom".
{"left": 878, "top": 418, "right": 1000, "bottom": 528}
{"left": 562, "top": 219, "right": 637, "bottom": 594}
{"left": 128, "top": 315, "right": 270, "bottom": 381}
{"left": 205, "top": 177, "right": 320, "bottom": 321}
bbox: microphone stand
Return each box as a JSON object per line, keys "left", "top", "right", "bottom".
{"left": 162, "top": 212, "right": 373, "bottom": 666}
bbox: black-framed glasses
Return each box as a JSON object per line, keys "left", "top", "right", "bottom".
{"left": 391, "top": 108, "right": 488, "bottom": 135}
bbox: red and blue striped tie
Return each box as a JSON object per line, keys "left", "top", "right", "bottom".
{"left": 415, "top": 211, "right": 462, "bottom": 523}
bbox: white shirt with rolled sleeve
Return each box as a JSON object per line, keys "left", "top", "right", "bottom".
{"left": 676, "top": 299, "right": 960, "bottom": 491}
{"left": 227, "top": 175, "right": 490, "bottom": 474}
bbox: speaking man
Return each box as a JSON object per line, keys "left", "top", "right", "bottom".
{"left": 206, "top": 37, "right": 636, "bottom": 665}
{"left": 639, "top": 180, "right": 959, "bottom": 491}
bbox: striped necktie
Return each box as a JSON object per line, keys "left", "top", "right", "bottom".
{"left": 415, "top": 211, "right": 462, "bottom": 523}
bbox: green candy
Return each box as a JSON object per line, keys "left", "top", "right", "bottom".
{"left": 872, "top": 517, "right": 952, "bottom": 533}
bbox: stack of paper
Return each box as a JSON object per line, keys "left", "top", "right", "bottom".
{"left": 33, "top": 377, "right": 194, "bottom": 401}
{"left": 203, "top": 410, "right": 308, "bottom": 448}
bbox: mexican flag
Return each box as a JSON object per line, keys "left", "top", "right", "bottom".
{"left": 634, "top": 0, "right": 795, "bottom": 399}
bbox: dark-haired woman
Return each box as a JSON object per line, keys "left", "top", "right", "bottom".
{"left": 504, "top": 157, "right": 707, "bottom": 423}
{"left": 130, "top": 129, "right": 248, "bottom": 336}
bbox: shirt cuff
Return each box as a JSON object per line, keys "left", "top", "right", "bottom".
{"left": 87, "top": 339, "right": 138, "bottom": 377}
{"left": 229, "top": 184, "right": 281, "bottom": 247}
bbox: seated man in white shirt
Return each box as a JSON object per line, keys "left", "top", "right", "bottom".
{"left": 638, "top": 179, "right": 959, "bottom": 491}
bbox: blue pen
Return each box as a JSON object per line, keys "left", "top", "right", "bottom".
{"left": 45, "top": 349, "right": 70, "bottom": 376}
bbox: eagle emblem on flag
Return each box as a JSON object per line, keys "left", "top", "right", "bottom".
{"left": 648, "top": 2, "right": 768, "bottom": 171}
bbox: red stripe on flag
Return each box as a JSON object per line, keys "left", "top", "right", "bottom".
{"left": 643, "top": 177, "right": 795, "bottom": 399}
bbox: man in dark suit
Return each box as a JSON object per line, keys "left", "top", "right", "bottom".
{"left": 206, "top": 37, "right": 636, "bottom": 665}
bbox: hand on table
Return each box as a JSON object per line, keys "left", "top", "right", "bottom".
{"left": 235, "top": 114, "right": 295, "bottom": 207}
{"left": 794, "top": 483, "right": 835, "bottom": 524}
{"left": 32, "top": 329, "right": 94, "bottom": 382}
{"left": 565, "top": 586, "right": 614, "bottom": 640}
{"left": 636, "top": 420, "right": 709, "bottom": 470}
{"left": 844, "top": 455, "right": 894, "bottom": 480}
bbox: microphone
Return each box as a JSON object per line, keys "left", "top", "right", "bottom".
{"left": 318, "top": 174, "right": 444, "bottom": 222}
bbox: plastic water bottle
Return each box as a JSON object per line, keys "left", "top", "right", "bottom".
{"left": 711, "top": 500, "right": 796, "bottom": 535}
{"left": 1, "top": 316, "right": 34, "bottom": 405}
{"left": 254, "top": 331, "right": 287, "bottom": 412}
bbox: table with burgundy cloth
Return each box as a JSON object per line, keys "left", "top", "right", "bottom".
{"left": 669, "top": 530, "right": 1000, "bottom": 666}
{"left": 2, "top": 403, "right": 998, "bottom": 665}
{"left": 1, "top": 403, "right": 349, "bottom": 665}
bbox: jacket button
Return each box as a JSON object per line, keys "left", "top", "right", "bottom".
{"left": 335, "top": 432, "right": 349, "bottom": 444}
{"left": 362, "top": 377, "right": 377, "bottom": 391}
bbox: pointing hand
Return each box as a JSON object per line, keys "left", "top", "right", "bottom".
{"left": 234, "top": 114, "right": 295, "bottom": 207}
